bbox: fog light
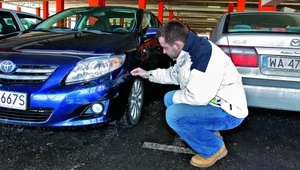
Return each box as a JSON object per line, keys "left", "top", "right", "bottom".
{"left": 91, "top": 103, "right": 103, "bottom": 114}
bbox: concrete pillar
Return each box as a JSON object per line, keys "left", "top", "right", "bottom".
{"left": 169, "top": 10, "right": 173, "bottom": 21}
{"left": 120, "top": 18, "right": 124, "bottom": 26}
{"left": 76, "top": 14, "right": 79, "bottom": 22}
{"left": 138, "top": 0, "right": 146, "bottom": 9}
{"left": 228, "top": 2, "right": 234, "bottom": 12}
{"left": 88, "top": 0, "right": 106, "bottom": 25}
{"left": 237, "top": 0, "right": 245, "bottom": 12}
{"left": 56, "top": 0, "right": 64, "bottom": 27}
{"left": 68, "top": 18, "right": 71, "bottom": 28}
{"left": 36, "top": 7, "right": 41, "bottom": 17}
{"left": 56, "top": 0, "right": 64, "bottom": 13}
{"left": 89, "top": 0, "right": 106, "bottom": 6}
{"left": 43, "top": 1, "right": 49, "bottom": 19}
{"left": 158, "top": 1, "right": 164, "bottom": 23}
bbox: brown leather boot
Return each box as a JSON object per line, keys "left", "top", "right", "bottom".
{"left": 190, "top": 144, "right": 228, "bottom": 168}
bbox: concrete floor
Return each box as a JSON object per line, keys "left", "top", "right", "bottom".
{"left": 0, "top": 94, "right": 300, "bottom": 170}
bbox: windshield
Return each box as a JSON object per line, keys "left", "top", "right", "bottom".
{"left": 34, "top": 7, "right": 137, "bottom": 33}
{"left": 225, "top": 13, "right": 300, "bottom": 33}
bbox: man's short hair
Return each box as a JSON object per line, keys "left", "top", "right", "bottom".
{"left": 156, "top": 20, "right": 189, "bottom": 45}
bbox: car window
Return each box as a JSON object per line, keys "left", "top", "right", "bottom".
{"left": 150, "top": 13, "right": 162, "bottom": 27}
{"left": 17, "top": 13, "right": 43, "bottom": 30}
{"left": 0, "top": 11, "right": 19, "bottom": 35}
{"left": 108, "top": 13, "right": 136, "bottom": 32}
{"left": 141, "top": 12, "right": 160, "bottom": 35}
{"left": 141, "top": 13, "right": 152, "bottom": 30}
{"left": 35, "top": 7, "right": 137, "bottom": 34}
{"left": 226, "top": 13, "right": 300, "bottom": 33}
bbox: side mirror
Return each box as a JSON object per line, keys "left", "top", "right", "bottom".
{"left": 145, "top": 27, "right": 159, "bottom": 38}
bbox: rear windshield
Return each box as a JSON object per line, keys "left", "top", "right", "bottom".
{"left": 225, "top": 13, "right": 300, "bottom": 33}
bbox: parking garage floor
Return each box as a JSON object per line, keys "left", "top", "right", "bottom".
{"left": 1, "top": 91, "right": 300, "bottom": 170}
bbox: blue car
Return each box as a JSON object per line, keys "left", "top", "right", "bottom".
{"left": 0, "top": 6, "right": 172, "bottom": 127}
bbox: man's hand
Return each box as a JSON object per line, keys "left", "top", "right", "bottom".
{"left": 131, "top": 67, "right": 149, "bottom": 79}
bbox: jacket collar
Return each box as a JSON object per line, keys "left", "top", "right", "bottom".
{"left": 180, "top": 31, "right": 212, "bottom": 72}
{"left": 182, "top": 31, "right": 199, "bottom": 52}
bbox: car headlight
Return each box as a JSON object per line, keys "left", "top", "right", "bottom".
{"left": 65, "top": 54, "right": 125, "bottom": 84}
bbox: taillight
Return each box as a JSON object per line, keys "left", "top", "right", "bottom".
{"left": 219, "top": 46, "right": 258, "bottom": 67}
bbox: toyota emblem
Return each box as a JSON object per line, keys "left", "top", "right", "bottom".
{"left": 290, "top": 39, "right": 300, "bottom": 47}
{"left": 0, "top": 60, "right": 16, "bottom": 73}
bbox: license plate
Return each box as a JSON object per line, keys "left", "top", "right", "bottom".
{"left": 263, "top": 56, "right": 300, "bottom": 70}
{"left": 0, "top": 90, "right": 27, "bottom": 110}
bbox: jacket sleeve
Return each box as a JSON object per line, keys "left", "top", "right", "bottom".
{"left": 172, "top": 60, "right": 225, "bottom": 105}
{"left": 148, "top": 65, "right": 179, "bottom": 85}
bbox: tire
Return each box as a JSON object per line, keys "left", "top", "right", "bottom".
{"left": 118, "top": 77, "right": 144, "bottom": 128}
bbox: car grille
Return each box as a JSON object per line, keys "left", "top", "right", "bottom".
{"left": 0, "top": 65, "right": 57, "bottom": 84}
{"left": 0, "top": 107, "right": 53, "bottom": 122}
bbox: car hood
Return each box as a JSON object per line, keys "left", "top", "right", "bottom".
{"left": 0, "top": 31, "right": 135, "bottom": 54}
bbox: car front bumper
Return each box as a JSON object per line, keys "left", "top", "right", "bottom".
{"left": 0, "top": 83, "right": 116, "bottom": 127}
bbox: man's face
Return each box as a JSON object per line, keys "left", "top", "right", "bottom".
{"left": 158, "top": 37, "right": 181, "bottom": 60}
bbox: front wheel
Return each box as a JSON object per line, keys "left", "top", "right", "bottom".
{"left": 118, "top": 77, "right": 144, "bottom": 128}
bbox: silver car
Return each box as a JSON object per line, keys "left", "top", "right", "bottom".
{"left": 0, "top": 8, "right": 43, "bottom": 36}
{"left": 210, "top": 11, "right": 300, "bottom": 112}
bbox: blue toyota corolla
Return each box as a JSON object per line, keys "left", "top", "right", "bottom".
{"left": 0, "top": 6, "right": 172, "bottom": 127}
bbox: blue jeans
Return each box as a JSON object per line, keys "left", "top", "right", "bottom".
{"left": 164, "top": 90, "right": 244, "bottom": 158}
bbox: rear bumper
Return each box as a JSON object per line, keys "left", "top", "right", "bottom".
{"left": 244, "top": 84, "right": 300, "bottom": 112}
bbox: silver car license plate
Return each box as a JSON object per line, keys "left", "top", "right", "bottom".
{"left": 0, "top": 90, "right": 27, "bottom": 110}
{"left": 263, "top": 56, "right": 300, "bottom": 71}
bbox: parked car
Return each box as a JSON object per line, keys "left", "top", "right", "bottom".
{"left": 0, "top": 8, "right": 43, "bottom": 36}
{"left": 210, "top": 11, "right": 300, "bottom": 112}
{"left": 0, "top": 6, "right": 172, "bottom": 127}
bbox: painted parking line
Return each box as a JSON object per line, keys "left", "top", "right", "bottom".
{"left": 142, "top": 142, "right": 195, "bottom": 154}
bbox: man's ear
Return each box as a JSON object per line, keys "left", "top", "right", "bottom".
{"left": 174, "top": 41, "right": 184, "bottom": 50}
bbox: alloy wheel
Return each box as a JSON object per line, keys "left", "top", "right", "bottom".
{"left": 128, "top": 78, "right": 144, "bottom": 124}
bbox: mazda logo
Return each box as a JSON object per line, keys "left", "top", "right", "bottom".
{"left": 290, "top": 39, "right": 300, "bottom": 47}
{"left": 0, "top": 60, "right": 16, "bottom": 73}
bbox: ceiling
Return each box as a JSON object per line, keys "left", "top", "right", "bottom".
{"left": 2, "top": 0, "right": 300, "bottom": 34}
